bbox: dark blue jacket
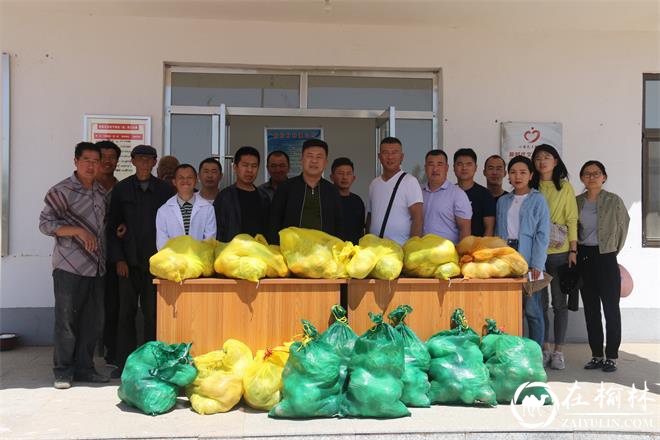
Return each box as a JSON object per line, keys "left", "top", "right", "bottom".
{"left": 213, "top": 184, "right": 270, "bottom": 242}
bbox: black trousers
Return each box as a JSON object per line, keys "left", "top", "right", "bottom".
{"left": 577, "top": 245, "right": 622, "bottom": 359}
{"left": 52, "top": 269, "right": 104, "bottom": 378}
{"left": 102, "top": 267, "right": 119, "bottom": 362}
{"left": 115, "top": 266, "right": 157, "bottom": 368}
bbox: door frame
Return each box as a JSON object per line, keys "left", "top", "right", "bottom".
{"left": 164, "top": 65, "right": 441, "bottom": 153}
{"left": 164, "top": 66, "right": 441, "bottom": 186}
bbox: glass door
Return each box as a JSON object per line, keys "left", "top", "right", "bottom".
{"left": 375, "top": 106, "right": 396, "bottom": 176}
{"left": 216, "top": 104, "right": 233, "bottom": 188}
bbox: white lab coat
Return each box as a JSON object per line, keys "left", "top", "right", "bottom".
{"left": 155, "top": 195, "right": 216, "bottom": 250}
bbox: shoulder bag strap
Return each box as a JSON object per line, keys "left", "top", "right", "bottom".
{"left": 379, "top": 172, "right": 407, "bottom": 238}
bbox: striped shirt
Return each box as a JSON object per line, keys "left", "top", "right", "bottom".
{"left": 39, "top": 172, "right": 107, "bottom": 277}
{"left": 177, "top": 195, "right": 195, "bottom": 235}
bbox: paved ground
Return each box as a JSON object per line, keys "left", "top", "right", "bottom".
{"left": 0, "top": 343, "right": 658, "bottom": 439}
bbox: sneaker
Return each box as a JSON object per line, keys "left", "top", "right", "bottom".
{"left": 54, "top": 377, "right": 72, "bottom": 389}
{"left": 542, "top": 350, "right": 552, "bottom": 367}
{"left": 584, "top": 357, "right": 604, "bottom": 370}
{"left": 74, "top": 371, "right": 109, "bottom": 383}
{"left": 602, "top": 359, "right": 618, "bottom": 373}
{"left": 551, "top": 351, "right": 565, "bottom": 370}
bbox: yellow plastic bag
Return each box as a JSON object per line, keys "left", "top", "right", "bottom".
{"left": 435, "top": 261, "right": 462, "bottom": 279}
{"left": 279, "top": 227, "right": 354, "bottom": 278}
{"left": 185, "top": 339, "right": 253, "bottom": 415}
{"left": 212, "top": 241, "right": 228, "bottom": 273}
{"left": 402, "top": 234, "right": 460, "bottom": 279}
{"left": 242, "top": 343, "right": 291, "bottom": 411}
{"left": 457, "top": 236, "right": 529, "bottom": 279}
{"left": 222, "top": 339, "right": 255, "bottom": 378}
{"left": 499, "top": 252, "right": 529, "bottom": 276}
{"left": 214, "top": 234, "right": 289, "bottom": 282}
{"left": 346, "top": 234, "right": 404, "bottom": 280}
{"left": 456, "top": 236, "right": 507, "bottom": 256}
{"left": 149, "top": 236, "right": 216, "bottom": 282}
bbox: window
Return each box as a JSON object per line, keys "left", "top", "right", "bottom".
{"left": 171, "top": 73, "right": 300, "bottom": 108}
{"left": 643, "top": 73, "right": 660, "bottom": 247}
{"left": 307, "top": 76, "right": 433, "bottom": 111}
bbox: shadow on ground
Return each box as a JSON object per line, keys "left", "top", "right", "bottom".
{"left": 546, "top": 346, "right": 660, "bottom": 395}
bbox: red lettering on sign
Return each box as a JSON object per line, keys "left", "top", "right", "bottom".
{"left": 95, "top": 124, "right": 140, "bottom": 131}
{"left": 93, "top": 133, "right": 144, "bottom": 140}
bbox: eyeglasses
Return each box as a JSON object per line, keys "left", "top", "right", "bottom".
{"left": 582, "top": 172, "right": 603, "bottom": 178}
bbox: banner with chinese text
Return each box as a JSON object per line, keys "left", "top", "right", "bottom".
{"left": 84, "top": 115, "right": 151, "bottom": 180}
{"left": 264, "top": 128, "right": 323, "bottom": 179}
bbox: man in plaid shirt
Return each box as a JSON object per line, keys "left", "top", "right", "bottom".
{"left": 39, "top": 142, "right": 108, "bottom": 389}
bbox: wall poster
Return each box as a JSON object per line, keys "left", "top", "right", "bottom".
{"left": 84, "top": 115, "right": 151, "bottom": 181}
{"left": 264, "top": 127, "right": 324, "bottom": 180}
{"left": 500, "top": 122, "right": 562, "bottom": 161}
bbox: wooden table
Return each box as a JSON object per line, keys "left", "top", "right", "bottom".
{"left": 347, "top": 278, "right": 525, "bottom": 340}
{"left": 155, "top": 278, "right": 345, "bottom": 356}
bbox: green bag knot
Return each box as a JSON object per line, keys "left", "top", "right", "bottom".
{"left": 484, "top": 318, "right": 504, "bottom": 335}
{"left": 148, "top": 342, "right": 193, "bottom": 379}
{"left": 368, "top": 312, "right": 383, "bottom": 325}
{"left": 302, "top": 319, "right": 319, "bottom": 339}
{"left": 450, "top": 308, "right": 469, "bottom": 333}
{"left": 388, "top": 304, "right": 413, "bottom": 326}
{"left": 331, "top": 304, "right": 348, "bottom": 324}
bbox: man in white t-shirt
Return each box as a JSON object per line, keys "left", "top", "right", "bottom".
{"left": 366, "top": 137, "right": 424, "bottom": 245}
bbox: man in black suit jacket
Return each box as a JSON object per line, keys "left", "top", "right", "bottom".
{"left": 107, "top": 145, "right": 174, "bottom": 376}
{"left": 269, "top": 139, "right": 343, "bottom": 244}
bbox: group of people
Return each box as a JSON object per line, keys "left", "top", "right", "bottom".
{"left": 39, "top": 136, "right": 629, "bottom": 389}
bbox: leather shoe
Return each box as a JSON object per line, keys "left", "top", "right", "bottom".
{"left": 74, "top": 371, "right": 109, "bottom": 383}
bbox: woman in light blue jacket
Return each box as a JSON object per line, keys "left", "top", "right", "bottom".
{"left": 496, "top": 156, "right": 550, "bottom": 347}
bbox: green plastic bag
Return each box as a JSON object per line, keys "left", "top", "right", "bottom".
{"left": 318, "top": 305, "right": 357, "bottom": 387}
{"left": 269, "top": 320, "right": 342, "bottom": 418}
{"left": 426, "top": 309, "right": 497, "bottom": 407}
{"left": 389, "top": 305, "right": 431, "bottom": 408}
{"left": 480, "top": 319, "right": 552, "bottom": 404}
{"left": 117, "top": 341, "right": 197, "bottom": 415}
{"left": 340, "top": 313, "right": 410, "bottom": 418}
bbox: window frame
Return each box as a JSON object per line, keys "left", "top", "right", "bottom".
{"left": 642, "top": 73, "right": 660, "bottom": 247}
{"left": 163, "top": 65, "right": 441, "bottom": 154}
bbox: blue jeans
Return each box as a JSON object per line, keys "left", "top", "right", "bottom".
{"left": 524, "top": 291, "right": 545, "bottom": 347}
{"left": 508, "top": 239, "right": 545, "bottom": 347}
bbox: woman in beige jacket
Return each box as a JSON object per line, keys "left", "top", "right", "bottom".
{"left": 576, "top": 160, "right": 629, "bottom": 373}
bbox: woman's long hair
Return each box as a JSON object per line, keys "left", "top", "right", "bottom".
{"left": 531, "top": 144, "right": 569, "bottom": 191}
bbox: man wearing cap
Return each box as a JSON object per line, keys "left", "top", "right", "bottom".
{"left": 107, "top": 145, "right": 174, "bottom": 378}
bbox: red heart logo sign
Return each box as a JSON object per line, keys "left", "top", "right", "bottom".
{"left": 523, "top": 128, "right": 540, "bottom": 143}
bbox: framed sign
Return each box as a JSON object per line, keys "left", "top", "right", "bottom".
{"left": 84, "top": 115, "right": 151, "bottom": 180}
{"left": 264, "top": 127, "right": 323, "bottom": 180}
{"left": 500, "top": 122, "right": 562, "bottom": 161}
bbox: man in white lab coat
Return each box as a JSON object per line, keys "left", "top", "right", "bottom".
{"left": 155, "top": 164, "right": 216, "bottom": 250}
